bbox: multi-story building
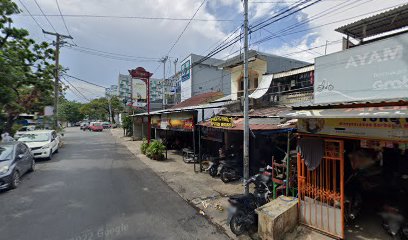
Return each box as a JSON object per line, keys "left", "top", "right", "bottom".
{"left": 105, "top": 85, "right": 118, "bottom": 97}
{"left": 179, "top": 54, "right": 231, "bottom": 102}
{"left": 117, "top": 73, "right": 163, "bottom": 106}
{"left": 117, "top": 74, "right": 132, "bottom": 103}
{"left": 218, "top": 50, "right": 310, "bottom": 101}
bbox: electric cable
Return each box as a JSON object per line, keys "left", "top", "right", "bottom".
{"left": 17, "top": 0, "right": 44, "bottom": 30}
{"left": 33, "top": 0, "right": 58, "bottom": 33}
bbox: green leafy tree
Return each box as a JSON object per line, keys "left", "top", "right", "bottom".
{"left": 0, "top": 0, "right": 55, "bottom": 132}
{"left": 79, "top": 97, "right": 124, "bottom": 123}
{"left": 58, "top": 100, "right": 84, "bottom": 124}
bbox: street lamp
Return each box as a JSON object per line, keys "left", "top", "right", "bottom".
{"left": 128, "top": 67, "right": 153, "bottom": 143}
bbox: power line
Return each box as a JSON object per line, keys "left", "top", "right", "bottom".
{"left": 33, "top": 0, "right": 58, "bottom": 33}
{"left": 68, "top": 44, "right": 161, "bottom": 60}
{"left": 55, "top": 0, "right": 75, "bottom": 45}
{"left": 65, "top": 46, "right": 161, "bottom": 62}
{"left": 61, "top": 76, "right": 90, "bottom": 101}
{"left": 165, "top": 0, "right": 208, "bottom": 56}
{"left": 18, "top": 14, "right": 238, "bottom": 22}
{"left": 63, "top": 74, "right": 107, "bottom": 89}
{"left": 17, "top": 0, "right": 44, "bottom": 30}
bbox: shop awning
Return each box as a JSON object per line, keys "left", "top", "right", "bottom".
{"left": 279, "top": 105, "right": 408, "bottom": 118}
{"left": 249, "top": 74, "right": 273, "bottom": 99}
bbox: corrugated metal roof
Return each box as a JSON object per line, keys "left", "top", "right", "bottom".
{"left": 131, "top": 100, "right": 238, "bottom": 117}
{"left": 273, "top": 64, "right": 314, "bottom": 79}
{"left": 335, "top": 4, "right": 408, "bottom": 39}
{"left": 220, "top": 106, "right": 290, "bottom": 118}
{"left": 171, "top": 91, "right": 224, "bottom": 109}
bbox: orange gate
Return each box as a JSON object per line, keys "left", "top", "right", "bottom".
{"left": 297, "top": 139, "right": 345, "bottom": 239}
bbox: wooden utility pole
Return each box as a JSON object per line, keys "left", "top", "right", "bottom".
{"left": 42, "top": 30, "right": 73, "bottom": 129}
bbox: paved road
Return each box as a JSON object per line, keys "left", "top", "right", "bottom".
{"left": 0, "top": 128, "right": 228, "bottom": 240}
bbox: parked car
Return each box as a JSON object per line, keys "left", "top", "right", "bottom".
{"left": 74, "top": 122, "right": 81, "bottom": 126}
{"left": 80, "top": 122, "right": 89, "bottom": 131}
{"left": 17, "top": 130, "right": 60, "bottom": 160}
{"left": 89, "top": 122, "right": 103, "bottom": 132}
{"left": 102, "top": 122, "right": 112, "bottom": 129}
{"left": 0, "top": 142, "right": 35, "bottom": 190}
{"left": 14, "top": 125, "right": 37, "bottom": 139}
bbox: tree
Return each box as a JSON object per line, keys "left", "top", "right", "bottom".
{"left": 0, "top": 0, "right": 55, "bottom": 132}
{"left": 79, "top": 97, "right": 124, "bottom": 123}
{"left": 58, "top": 100, "right": 84, "bottom": 124}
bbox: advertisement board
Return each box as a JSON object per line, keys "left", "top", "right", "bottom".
{"left": 132, "top": 79, "right": 147, "bottom": 107}
{"left": 314, "top": 32, "right": 408, "bottom": 104}
{"left": 150, "top": 112, "right": 194, "bottom": 131}
{"left": 298, "top": 118, "right": 408, "bottom": 141}
{"left": 180, "top": 57, "right": 192, "bottom": 101}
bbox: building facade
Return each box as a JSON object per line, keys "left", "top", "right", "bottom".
{"left": 180, "top": 54, "right": 231, "bottom": 102}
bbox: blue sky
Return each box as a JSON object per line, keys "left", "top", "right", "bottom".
{"left": 11, "top": 0, "right": 407, "bottom": 102}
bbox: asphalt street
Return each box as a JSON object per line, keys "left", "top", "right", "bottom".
{"left": 0, "top": 127, "right": 228, "bottom": 240}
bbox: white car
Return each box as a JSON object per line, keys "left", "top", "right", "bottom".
{"left": 14, "top": 125, "right": 37, "bottom": 139}
{"left": 17, "top": 130, "right": 60, "bottom": 160}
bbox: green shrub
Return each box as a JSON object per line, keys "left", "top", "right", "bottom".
{"left": 146, "top": 140, "right": 166, "bottom": 161}
{"left": 141, "top": 138, "right": 149, "bottom": 154}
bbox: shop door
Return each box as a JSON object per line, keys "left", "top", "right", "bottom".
{"left": 297, "top": 139, "right": 344, "bottom": 239}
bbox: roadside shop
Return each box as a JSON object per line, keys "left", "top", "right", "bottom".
{"left": 281, "top": 104, "right": 408, "bottom": 239}
{"left": 198, "top": 107, "right": 299, "bottom": 194}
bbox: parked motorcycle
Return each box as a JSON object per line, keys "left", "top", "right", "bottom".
{"left": 220, "top": 157, "right": 243, "bottom": 183}
{"left": 228, "top": 167, "right": 273, "bottom": 236}
{"left": 207, "top": 157, "right": 220, "bottom": 177}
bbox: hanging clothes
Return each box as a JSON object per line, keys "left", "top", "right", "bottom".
{"left": 298, "top": 138, "right": 324, "bottom": 171}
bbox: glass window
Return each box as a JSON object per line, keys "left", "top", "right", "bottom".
{"left": 0, "top": 145, "right": 14, "bottom": 161}
{"left": 18, "top": 133, "right": 50, "bottom": 142}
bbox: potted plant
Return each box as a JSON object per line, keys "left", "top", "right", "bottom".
{"left": 146, "top": 140, "right": 166, "bottom": 160}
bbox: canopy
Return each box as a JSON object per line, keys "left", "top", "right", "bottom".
{"left": 249, "top": 74, "right": 273, "bottom": 99}
{"left": 279, "top": 105, "right": 408, "bottom": 118}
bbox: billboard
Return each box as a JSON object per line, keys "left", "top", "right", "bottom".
{"left": 314, "top": 32, "right": 408, "bottom": 104}
{"left": 181, "top": 57, "right": 192, "bottom": 101}
{"left": 132, "top": 79, "right": 147, "bottom": 107}
{"left": 298, "top": 118, "right": 408, "bottom": 141}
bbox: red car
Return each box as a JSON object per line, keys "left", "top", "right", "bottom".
{"left": 89, "top": 122, "right": 103, "bottom": 132}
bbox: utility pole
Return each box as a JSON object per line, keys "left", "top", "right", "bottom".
{"left": 243, "top": 0, "right": 250, "bottom": 195}
{"left": 42, "top": 30, "right": 72, "bottom": 130}
{"left": 160, "top": 56, "right": 168, "bottom": 109}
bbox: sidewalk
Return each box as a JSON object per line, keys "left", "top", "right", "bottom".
{"left": 110, "top": 128, "right": 331, "bottom": 240}
{"left": 110, "top": 128, "right": 250, "bottom": 239}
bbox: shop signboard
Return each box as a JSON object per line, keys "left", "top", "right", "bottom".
{"left": 151, "top": 113, "right": 194, "bottom": 131}
{"left": 168, "top": 112, "right": 194, "bottom": 131}
{"left": 210, "top": 116, "right": 234, "bottom": 128}
{"left": 180, "top": 56, "right": 192, "bottom": 101}
{"left": 132, "top": 78, "right": 147, "bottom": 107}
{"left": 298, "top": 118, "right": 408, "bottom": 141}
{"left": 314, "top": 32, "right": 408, "bottom": 104}
{"left": 150, "top": 115, "right": 161, "bottom": 128}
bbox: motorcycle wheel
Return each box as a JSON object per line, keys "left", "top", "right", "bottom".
{"left": 209, "top": 166, "right": 218, "bottom": 177}
{"left": 230, "top": 210, "right": 247, "bottom": 236}
{"left": 221, "top": 171, "right": 231, "bottom": 183}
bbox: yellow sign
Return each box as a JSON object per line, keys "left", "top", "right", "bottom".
{"left": 210, "top": 116, "right": 234, "bottom": 128}
{"left": 298, "top": 118, "right": 408, "bottom": 141}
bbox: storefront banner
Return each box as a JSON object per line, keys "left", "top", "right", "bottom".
{"left": 150, "top": 115, "right": 161, "bottom": 128}
{"left": 314, "top": 32, "right": 408, "bottom": 104}
{"left": 298, "top": 118, "right": 408, "bottom": 141}
{"left": 210, "top": 116, "right": 234, "bottom": 128}
{"left": 280, "top": 105, "right": 408, "bottom": 118}
{"left": 151, "top": 112, "right": 194, "bottom": 131}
